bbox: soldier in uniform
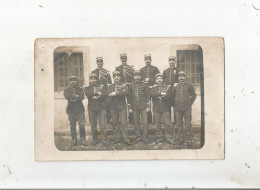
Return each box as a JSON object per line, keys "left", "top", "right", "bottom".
{"left": 84, "top": 73, "right": 107, "bottom": 144}
{"left": 115, "top": 53, "right": 134, "bottom": 84}
{"left": 91, "top": 57, "right": 112, "bottom": 123}
{"left": 64, "top": 76, "right": 87, "bottom": 146}
{"left": 150, "top": 73, "right": 174, "bottom": 144}
{"left": 115, "top": 53, "right": 134, "bottom": 122}
{"left": 107, "top": 71, "right": 132, "bottom": 145}
{"left": 163, "top": 56, "right": 180, "bottom": 122}
{"left": 128, "top": 70, "right": 150, "bottom": 143}
{"left": 140, "top": 54, "right": 160, "bottom": 123}
{"left": 172, "top": 71, "right": 196, "bottom": 146}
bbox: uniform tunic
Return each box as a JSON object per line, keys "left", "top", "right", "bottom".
{"left": 84, "top": 84, "right": 107, "bottom": 140}
{"left": 172, "top": 83, "right": 196, "bottom": 111}
{"left": 150, "top": 84, "right": 171, "bottom": 113}
{"left": 163, "top": 67, "right": 180, "bottom": 86}
{"left": 107, "top": 82, "right": 128, "bottom": 110}
{"left": 64, "top": 86, "right": 85, "bottom": 114}
{"left": 115, "top": 65, "right": 134, "bottom": 84}
{"left": 128, "top": 82, "right": 150, "bottom": 110}
{"left": 84, "top": 84, "right": 106, "bottom": 111}
{"left": 91, "top": 68, "right": 112, "bottom": 87}
{"left": 140, "top": 65, "right": 160, "bottom": 86}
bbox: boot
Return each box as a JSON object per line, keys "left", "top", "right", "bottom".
{"left": 81, "top": 138, "right": 87, "bottom": 146}
{"left": 72, "top": 138, "right": 77, "bottom": 146}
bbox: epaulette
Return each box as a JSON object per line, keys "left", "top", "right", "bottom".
{"left": 149, "top": 84, "right": 157, "bottom": 88}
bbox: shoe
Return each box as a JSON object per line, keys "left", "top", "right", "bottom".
{"left": 81, "top": 138, "right": 87, "bottom": 146}
{"left": 157, "top": 137, "right": 163, "bottom": 143}
{"left": 72, "top": 138, "right": 77, "bottom": 146}
{"left": 143, "top": 139, "right": 149, "bottom": 144}
{"left": 124, "top": 138, "right": 132, "bottom": 146}
{"left": 166, "top": 138, "right": 174, "bottom": 144}
{"left": 136, "top": 136, "right": 142, "bottom": 143}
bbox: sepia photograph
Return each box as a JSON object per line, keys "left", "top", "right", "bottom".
{"left": 35, "top": 38, "right": 224, "bottom": 160}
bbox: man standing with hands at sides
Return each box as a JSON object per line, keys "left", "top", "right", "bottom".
{"left": 84, "top": 73, "right": 108, "bottom": 145}
{"left": 107, "top": 71, "right": 132, "bottom": 145}
{"left": 128, "top": 70, "right": 150, "bottom": 143}
{"left": 115, "top": 53, "right": 134, "bottom": 123}
{"left": 172, "top": 71, "right": 196, "bottom": 146}
{"left": 163, "top": 56, "right": 180, "bottom": 123}
{"left": 140, "top": 54, "right": 160, "bottom": 123}
{"left": 150, "top": 73, "right": 174, "bottom": 144}
{"left": 64, "top": 76, "right": 87, "bottom": 146}
{"left": 91, "top": 57, "right": 112, "bottom": 123}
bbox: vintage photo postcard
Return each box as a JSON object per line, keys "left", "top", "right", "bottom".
{"left": 34, "top": 37, "right": 224, "bottom": 161}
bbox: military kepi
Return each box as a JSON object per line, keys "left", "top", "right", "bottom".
{"left": 120, "top": 53, "right": 127, "bottom": 59}
{"left": 96, "top": 57, "right": 103, "bottom": 62}
{"left": 144, "top": 54, "right": 151, "bottom": 59}
{"left": 68, "top": 76, "right": 78, "bottom": 81}
{"left": 89, "top": 73, "right": 98, "bottom": 79}
{"left": 178, "top": 71, "right": 186, "bottom": 76}
{"left": 155, "top": 73, "right": 163, "bottom": 79}
{"left": 112, "top": 70, "right": 121, "bottom": 77}
{"left": 133, "top": 70, "right": 141, "bottom": 76}
{"left": 168, "top": 56, "right": 176, "bottom": 61}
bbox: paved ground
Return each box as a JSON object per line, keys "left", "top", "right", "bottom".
{"left": 55, "top": 123, "right": 203, "bottom": 151}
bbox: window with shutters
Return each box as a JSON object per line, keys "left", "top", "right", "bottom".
{"left": 54, "top": 52, "right": 84, "bottom": 92}
{"left": 177, "top": 50, "right": 202, "bottom": 85}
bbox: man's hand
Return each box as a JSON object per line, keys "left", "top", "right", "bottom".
{"left": 71, "top": 94, "right": 79, "bottom": 99}
{"left": 174, "top": 83, "right": 178, "bottom": 87}
{"left": 97, "top": 92, "right": 102, "bottom": 95}
{"left": 161, "top": 92, "right": 166, "bottom": 96}
{"left": 108, "top": 92, "right": 116, "bottom": 97}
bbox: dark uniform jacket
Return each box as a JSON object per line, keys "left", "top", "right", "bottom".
{"left": 64, "top": 86, "right": 85, "bottom": 114}
{"left": 115, "top": 65, "right": 134, "bottom": 84}
{"left": 172, "top": 83, "right": 196, "bottom": 111}
{"left": 163, "top": 67, "right": 180, "bottom": 86}
{"left": 128, "top": 82, "right": 150, "bottom": 110}
{"left": 150, "top": 84, "right": 171, "bottom": 113}
{"left": 107, "top": 82, "right": 128, "bottom": 110}
{"left": 84, "top": 84, "right": 106, "bottom": 111}
{"left": 91, "top": 68, "right": 112, "bottom": 87}
{"left": 140, "top": 65, "right": 160, "bottom": 86}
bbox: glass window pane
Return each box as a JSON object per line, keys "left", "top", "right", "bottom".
{"left": 64, "top": 68, "right": 68, "bottom": 77}
{"left": 191, "top": 77, "right": 195, "bottom": 84}
{"left": 192, "top": 64, "right": 195, "bottom": 73}
{"left": 59, "top": 68, "right": 63, "bottom": 77}
{"left": 65, "top": 80, "right": 68, "bottom": 87}
{"left": 196, "top": 64, "right": 200, "bottom": 73}
{"left": 80, "top": 67, "right": 83, "bottom": 77}
{"left": 191, "top": 52, "right": 194, "bottom": 63}
{"left": 75, "top": 67, "right": 79, "bottom": 77}
{"left": 60, "top": 80, "right": 64, "bottom": 87}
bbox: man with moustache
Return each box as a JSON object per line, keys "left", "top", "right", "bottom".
{"left": 84, "top": 73, "right": 108, "bottom": 145}
{"left": 163, "top": 56, "right": 180, "bottom": 123}
{"left": 91, "top": 57, "right": 112, "bottom": 123}
{"left": 172, "top": 71, "right": 196, "bottom": 146}
{"left": 107, "top": 71, "right": 132, "bottom": 145}
{"left": 64, "top": 76, "right": 87, "bottom": 146}
{"left": 150, "top": 73, "right": 174, "bottom": 144}
{"left": 115, "top": 53, "right": 134, "bottom": 123}
{"left": 140, "top": 54, "right": 160, "bottom": 123}
{"left": 128, "top": 70, "right": 150, "bottom": 143}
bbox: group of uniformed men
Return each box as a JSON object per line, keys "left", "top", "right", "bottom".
{"left": 64, "top": 53, "right": 196, "bottom": 147}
